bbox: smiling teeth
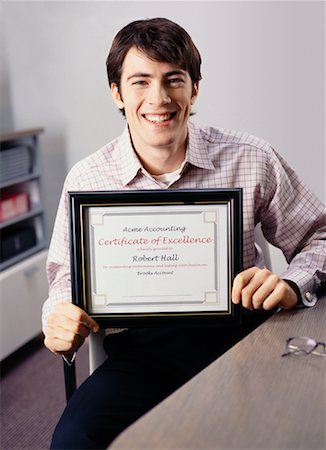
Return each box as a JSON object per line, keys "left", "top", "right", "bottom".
{"left": 145, "top": 114, "right": 172, "bottom": 123}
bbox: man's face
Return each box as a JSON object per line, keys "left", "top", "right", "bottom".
{"left": 111, "top": 47, "right": 199, "bottom": 155}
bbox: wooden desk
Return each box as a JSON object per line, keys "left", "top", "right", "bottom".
{"left": 110, "top": 298, "right": 326, "bottom": 449}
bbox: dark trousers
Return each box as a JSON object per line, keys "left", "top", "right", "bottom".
{"left": 51, "top": 312, "right": 272, "bottom": 449}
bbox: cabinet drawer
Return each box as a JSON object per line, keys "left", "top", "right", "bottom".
{"left": 0, "top": 250, "right": 48, "bottom": 360}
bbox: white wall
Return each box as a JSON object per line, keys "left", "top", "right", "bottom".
{"left": 2, "top": 0, "right": 325, "bottom": 273}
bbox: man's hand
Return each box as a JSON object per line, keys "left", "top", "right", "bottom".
{"left": 44, "top": 303, "right": 99, "bottom": 355}
{"left": 232, "top": 267, "right": 298, "bottom": 311}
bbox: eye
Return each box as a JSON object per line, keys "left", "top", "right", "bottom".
{"left": 132, "top": 80, "right": 147, "bottom": 86}
{"left": 166, "top": 78, "right": 184, "bottom": 86}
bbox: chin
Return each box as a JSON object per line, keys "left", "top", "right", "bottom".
{"left": 149, "top": 137, "right": 176, "bottom": 148}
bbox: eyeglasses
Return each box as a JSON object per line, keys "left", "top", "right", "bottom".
{"left": 282, "top": 336, "right": 326, "bottom": 357}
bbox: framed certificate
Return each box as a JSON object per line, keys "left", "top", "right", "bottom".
{"left": 69, "top": 189, "right": 242, "bottom": 327}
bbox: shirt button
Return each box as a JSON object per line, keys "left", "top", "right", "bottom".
{"left": 305, "top": 292, "right": 314, "bottom": 302}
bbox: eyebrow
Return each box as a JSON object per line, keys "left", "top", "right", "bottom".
{"left": 126, "top": 69, "right": 187, "bottom": 82}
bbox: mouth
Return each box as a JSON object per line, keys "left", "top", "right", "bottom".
{"left": 142, "top": 112, "right": 177, "bottom": 124}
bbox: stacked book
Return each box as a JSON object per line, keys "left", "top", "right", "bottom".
{"left": 0, "top": 192, "right": 29, "bottom": 223}
{"left": 0, "top": 146, "right": 32, "bottom": 183}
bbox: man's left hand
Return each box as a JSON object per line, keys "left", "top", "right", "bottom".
{"left": 232, "top": 267, "right": 298, "bottom": 311}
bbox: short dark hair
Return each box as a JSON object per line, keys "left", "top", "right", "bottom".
{"left": 106, "top": 17, "right": 202, "bottom": 90}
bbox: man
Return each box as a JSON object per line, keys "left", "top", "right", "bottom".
{"left": 43, "top": 18, "right": 326, "bottom": 449}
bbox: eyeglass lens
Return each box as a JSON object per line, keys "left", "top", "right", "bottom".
{"left": 287, "top": 337, "right": 325, "bottom": 356}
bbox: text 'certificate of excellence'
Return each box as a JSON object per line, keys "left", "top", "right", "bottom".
{"left": 69, "top": 189, "right": 242, "bottom": 327}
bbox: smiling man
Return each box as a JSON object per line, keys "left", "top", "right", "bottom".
{"left": 43, "top": 18, "right": 326, "bottom": 449}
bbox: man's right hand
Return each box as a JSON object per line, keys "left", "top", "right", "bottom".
{"left": 44, "top": 303, "right": 99, "bottom": 355}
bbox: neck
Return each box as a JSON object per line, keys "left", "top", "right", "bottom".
{"left": 129, "top": 132, "right": 187, "bottom": 176}
{"left": 135, "top": 147, "right": 186, "bottom": 175}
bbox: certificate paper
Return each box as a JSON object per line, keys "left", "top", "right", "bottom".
{"left": 69, "top": 189, "right": 242, "bottom": 326}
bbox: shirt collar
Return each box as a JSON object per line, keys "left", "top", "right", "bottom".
{"left": 117, "top": 121, "right": 215, "bottom": 186}
{"left": 185, "top": 121, "right": 215, "bottom": 170}
{"left": 117, "top": 125, "right": 143, "bottom": 186}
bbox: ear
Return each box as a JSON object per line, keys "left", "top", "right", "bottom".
{"left": 111, "top": 83, "right": 124, "bottom": 109}
{"left": 190, "top": 81, "right": 199, "bottom": 105}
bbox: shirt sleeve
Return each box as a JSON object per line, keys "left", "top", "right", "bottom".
{"left": 42, "top": 171, "right": 76, "bottom": 332}
{"left": 259, "top": 149, "right": 326, "bottom": 306}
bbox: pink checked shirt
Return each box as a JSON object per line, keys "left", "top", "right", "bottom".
{"left": 42, "top": 122, "right": 326, "bottom": 330}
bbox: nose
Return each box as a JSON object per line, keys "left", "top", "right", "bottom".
{"left": 147, "top": 83, "right": 171, "bottom": 106}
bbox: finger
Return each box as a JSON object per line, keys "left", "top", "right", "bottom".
{"left": 262, "top": 281, "right": 297, "bottom": 310}
{"left": 44, "top": 334, "right": 84, "bottom": 355}
{"left": 232, "top": 267, "right": 258, "bottom": 304}
{"left": 44, "top": 328, "right": 81, "bottom": 351}
{"left": 46, "top": 323, "right": 80, "bottom": 343}
{"left": 56, "top": 303, "right": 99, "bottom": 332}
{"left": 261, "top": 293, "right": 281, "bottom": 310}
{"left": 251, "top": 273, "right": 280, "bottom": 309}
{"left": 47, "top": 315, "right": 91, "bottom": 340}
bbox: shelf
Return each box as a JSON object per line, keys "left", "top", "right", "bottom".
{"left": 0, "top": 128, "right": 46, "bottom": 273}
{"left": 0, "top": 171, "right": 41, "bottom": 189}
{"left": 0, "top": 127, "right": 47, "bottom": 358}
{"left": 0, "top": 127, "right": 44, "bottom": 143}
{"left": 0, "top": 206, "right": 44, "bottom": 230}
{"left": 0, "top": 241, "right": 47, "bottom": 271}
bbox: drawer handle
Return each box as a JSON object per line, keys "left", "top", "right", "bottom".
{"left": 24, "top": 266, "right": 39, "bottom": 277}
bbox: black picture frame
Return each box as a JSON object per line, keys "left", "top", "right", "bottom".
{"left": 69, "top": 188, "right": 242, "bottom": 327}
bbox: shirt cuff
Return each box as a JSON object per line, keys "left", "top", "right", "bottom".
{"left": 283, "top": 279, "right": 317, "bottom": 307}
{"left": 301, "top": 291, "right": 318, "bottom": 307}
{"left": 62, "top": 352, "right": 77, "bottom": 366}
